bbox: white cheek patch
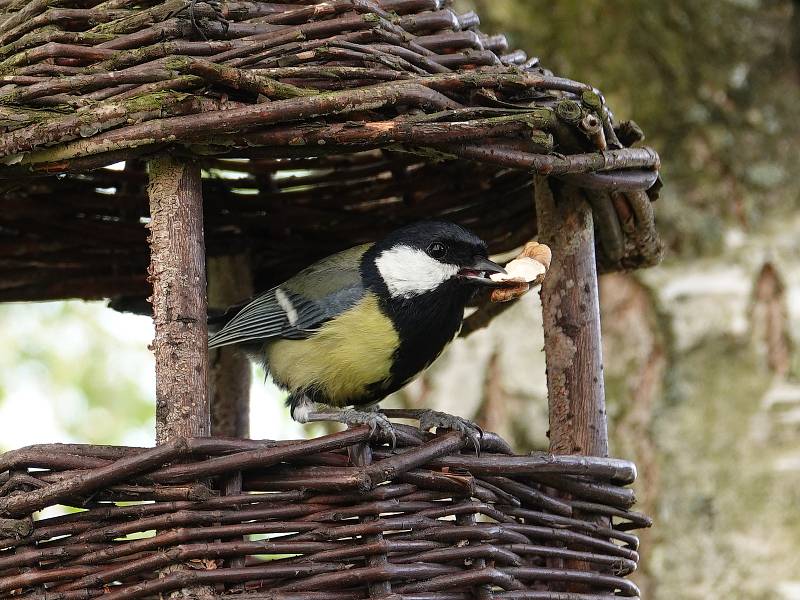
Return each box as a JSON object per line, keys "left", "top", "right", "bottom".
{"left": 376, "top": 245, "right": 459, "bottom": 298}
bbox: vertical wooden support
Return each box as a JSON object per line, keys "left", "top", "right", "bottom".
{"left": 147, "top": 156, "right": 210, "bottom": 444}
{"left": 208, "top": 255, "right": 253, "bottom": 577}
{"left": 147, "top": 156, "right": 214, "bottom": 600}
{"left": 535, "top": 176, "right": 609, "bottom": 591}
{"left": 535, "top": 176, "right": 608, "bottom": 457}
{"left": 348, "top": 442, "right": 392, "bottom": 599}
{"left": 208, "top": 255, "right": 253, "bottom": 439}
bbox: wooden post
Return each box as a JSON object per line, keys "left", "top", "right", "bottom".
{"left": 208, "top": 255, "right": 252, "bottom": 577}
{"left": 535, "top": 176, "right": 608, "bottom": 457}
{"left": 348, "top": 442, "right": 393, "bottom": 599}
{"left": 147, "top": 156, "right": 214, "bottom": 600}
{"left": 147, "top": 156, "right": 210, "bottom": 444}
{"left": 208, "top": 255, "right": 253, "bottom": 439}
{"left": 535, "top": 176, "right": 608, "bottom": 591}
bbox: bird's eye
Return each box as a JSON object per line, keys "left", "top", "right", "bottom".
{"left": 426, "top": 241, "right": 447, "bottom": 259}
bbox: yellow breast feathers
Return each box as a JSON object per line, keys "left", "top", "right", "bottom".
{"left": 265, "top": 293, "right": 399, "bottom": 405}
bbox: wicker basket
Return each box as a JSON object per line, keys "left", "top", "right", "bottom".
{"left": 0, "top": 426, "right": 650, "bottom": 600}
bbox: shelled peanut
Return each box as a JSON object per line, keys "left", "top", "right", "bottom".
{"left": 489, "top": 242, "right": 552, "bottom": 303}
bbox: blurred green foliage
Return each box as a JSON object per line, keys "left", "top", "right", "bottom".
{"left": 0, "top": 302, "right": 154, "bottom": 449}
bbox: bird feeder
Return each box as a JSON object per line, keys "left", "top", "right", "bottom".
{"left": 0, "top": 1, "right": 661, "bottom": 598}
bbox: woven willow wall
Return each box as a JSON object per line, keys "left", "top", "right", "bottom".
{"left": 0, "top": 427, "right": 651, "bottom": 600}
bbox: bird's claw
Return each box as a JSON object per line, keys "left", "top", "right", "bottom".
{"left": 341, "top": 409, "right": 397, "bottom": 449}
{"left": 417, "top": 410, "right": 483, "bottom": 455}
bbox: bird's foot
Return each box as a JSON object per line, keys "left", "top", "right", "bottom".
{"left": 295, "top": 403, "right": 397, "bottom": 448}
{"left": 340, "top": 408, "right": 397, "bottom": 449}
{"left": 414, "top": 409, "right": 483, "bottom": 455}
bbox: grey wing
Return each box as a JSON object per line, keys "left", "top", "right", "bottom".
{"left": 208, "top": 246, "right": 369, "bottom": 349}
{"left": 207, "top": 289, "right": 318, "bottom": 349}
{"left": 208, "top": 285, "right": 366, "bottom": 349}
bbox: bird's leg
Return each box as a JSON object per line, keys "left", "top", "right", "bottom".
{"left": 380, "top": 408, "right": 483, "bottom": 454}
{"left": 290, "top": 394, "right": 396, "bottom": 448}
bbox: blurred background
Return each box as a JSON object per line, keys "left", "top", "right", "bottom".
{"left": 1, "top": 1, "right": 799, "bottom": 598}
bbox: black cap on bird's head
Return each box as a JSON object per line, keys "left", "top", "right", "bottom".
{"left": 365, "top": 221, "right": 506, "bottom": 300}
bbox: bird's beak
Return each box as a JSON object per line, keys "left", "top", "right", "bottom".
{"left": 457, "top": 256, "right": 507, "bottom": 285}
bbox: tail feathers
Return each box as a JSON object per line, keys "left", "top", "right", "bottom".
{"left": 207, "top": 301, "right": 248, "bottom": 344}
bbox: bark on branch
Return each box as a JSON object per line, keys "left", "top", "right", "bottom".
{"left": 536, "top": 177, "right": 608, "bottom": 456}
{"left": 147, "top": 156, "right": 210, "bottom": 445}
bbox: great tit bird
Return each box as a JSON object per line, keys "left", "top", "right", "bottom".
{"left": 208, "top": 221, "right": 506, "bottom": 443}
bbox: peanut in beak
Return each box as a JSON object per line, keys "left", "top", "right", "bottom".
{"left": 489, "top": 241, "right": 552, "bottom": 303}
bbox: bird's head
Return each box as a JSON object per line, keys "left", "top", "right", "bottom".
{"left": 366, "top": 221, "right": 505, "bottom": 300}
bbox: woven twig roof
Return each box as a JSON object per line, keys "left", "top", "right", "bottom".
{"left": 0, "top": 0, "right": 662, "bottom": 303}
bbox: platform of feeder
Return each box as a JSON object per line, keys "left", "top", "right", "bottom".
{"left": 0, "top": 427, "right": 650, "bottom": 600}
